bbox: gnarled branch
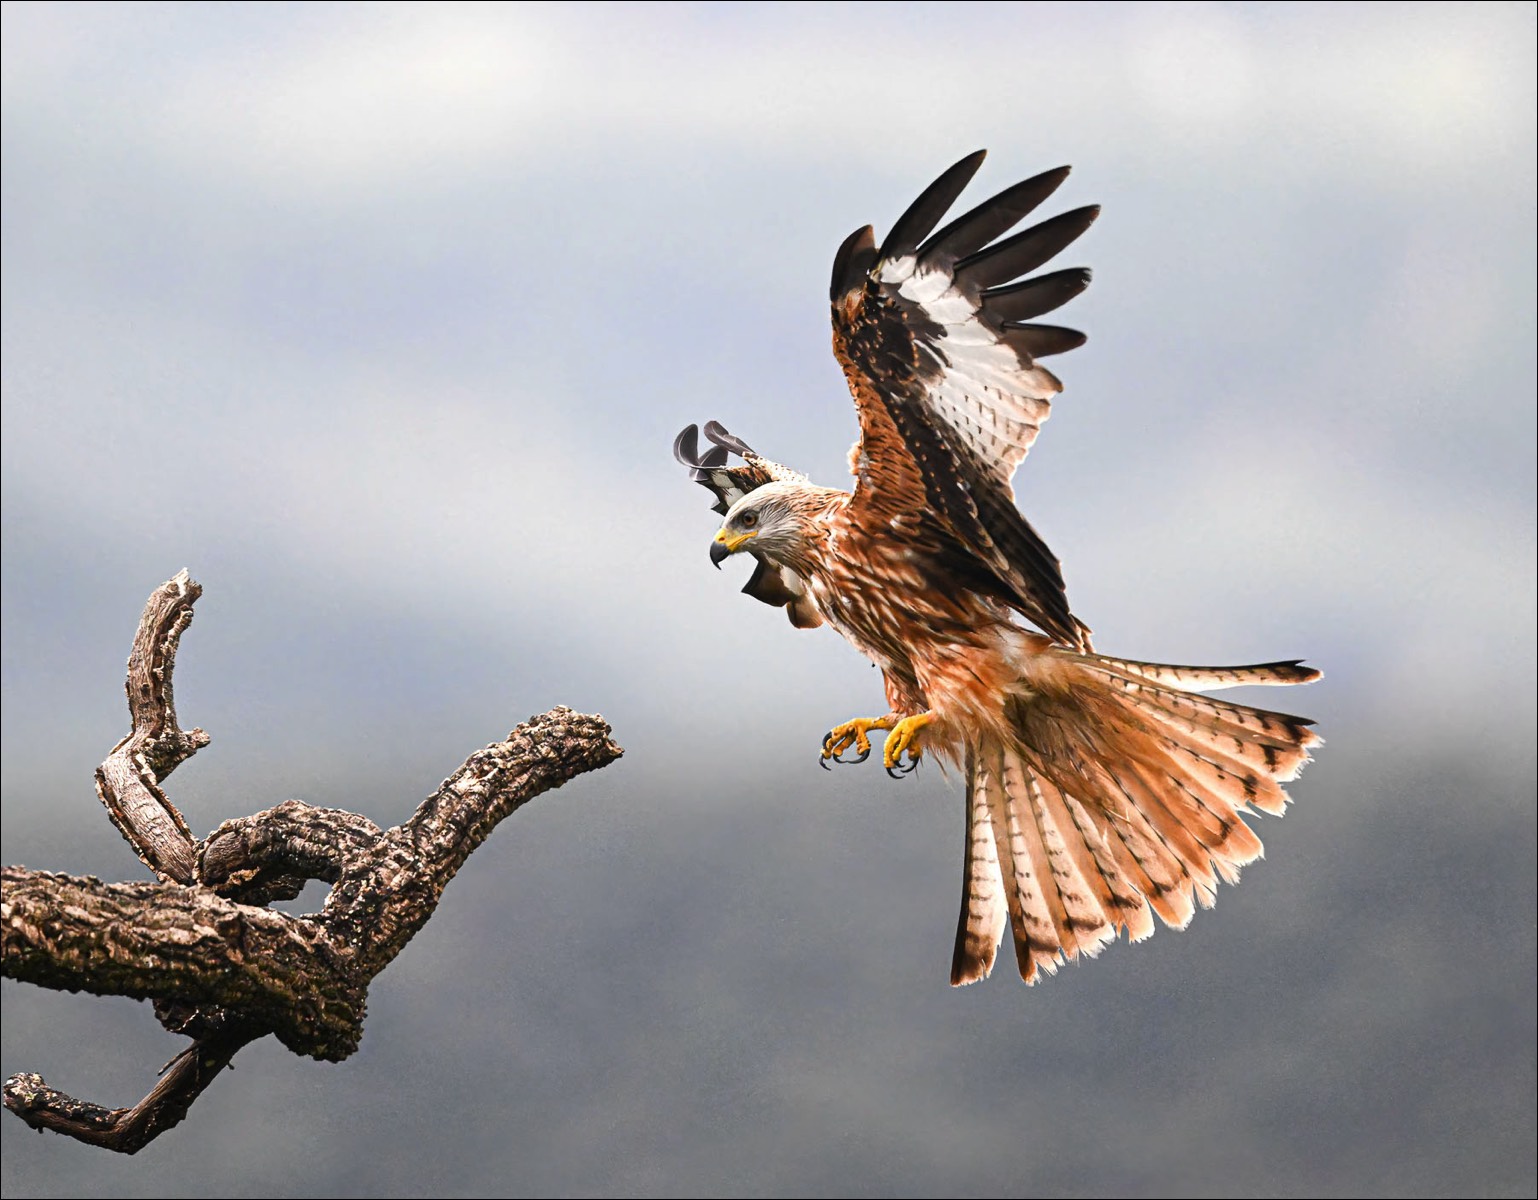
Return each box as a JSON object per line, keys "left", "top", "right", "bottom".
{"left": 1, "top": 571, "right": 622, "bottom": 1152}
{"left": 95, "top": 570, "right": 206, "bottom": 884}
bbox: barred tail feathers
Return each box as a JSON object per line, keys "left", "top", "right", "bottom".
{"left": 950, "top": 744, "right": 1009, "bottom": 985}
{"left": 949, "top": 649, "right": 1319, "bottom": 985}
{"left": 1086, "top": 656, "right": 1321, "bottom": 690}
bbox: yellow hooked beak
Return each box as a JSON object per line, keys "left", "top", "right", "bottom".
{"left": 710, "top": 528, "right": 756, "bottom": 567}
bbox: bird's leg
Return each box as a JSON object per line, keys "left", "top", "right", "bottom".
{"left": 883, "top": 711, "right": 933, "bottom": 777}
{"left": 821, "top": 714, "right": 898, "bottom": 767}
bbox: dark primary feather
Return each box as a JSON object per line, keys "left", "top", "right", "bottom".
{"left": 830, "top": 226, "right": 877, "bottom": 302}
{"left": 917, "top": 165, "right": 1072, "bottom": 271}
{"left": 702, "top": 420, "right": 757, "bottom": 461}
{"left": 673, "top": 424, "right": 729, "bottom": 476}
{"left": 981, "top": 267, "right": 1092, "bottom": 324}
{"left": 877, "top": 150, "right": 988, "bottom": 262}
{"left": 952, "top": 205, "right": 1101, "bottom": 292}
{"left": 673, "top": 422, "right": 775, "bottom": 515}
{"left": 1000, "top": 324, "right": 1088, "bottom": 359}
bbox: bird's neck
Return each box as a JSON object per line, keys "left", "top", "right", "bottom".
{"left": 773, "top": 488, "right": 849, "bottom": 578}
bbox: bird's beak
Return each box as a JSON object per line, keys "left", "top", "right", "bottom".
{"left": 710, "top": 528, "right": 754, "bottom": 568}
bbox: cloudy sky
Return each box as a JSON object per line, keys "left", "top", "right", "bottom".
{"left": 3, "top": 2, "right": 1534, "bottom": 1196}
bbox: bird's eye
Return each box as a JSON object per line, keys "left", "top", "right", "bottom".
{"left": 740, "top": 511, "right": 758, "bottom": 528}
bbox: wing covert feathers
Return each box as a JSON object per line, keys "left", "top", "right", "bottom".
{"left": 951, "top": 650, "right": 1320, "bottom": 986}
{"left": 832, "top": 151, "right": 1100, "bottom": 650}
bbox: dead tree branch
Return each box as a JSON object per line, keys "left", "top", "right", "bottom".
{"left": 1, "top": 570, "right": 622, "bottom": 1152}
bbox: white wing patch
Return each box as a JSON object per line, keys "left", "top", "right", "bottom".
{"left": 876, "top": 254, "right": 919, "bottom": 286}
{"left": 902, "top": 282, "right": 1062, "bottom": 490}
{"left": 843, "top": 158, "right": 1096, "bottom": 498}
{"left": 703, "top": 468, "right": 754, "bottom": 509}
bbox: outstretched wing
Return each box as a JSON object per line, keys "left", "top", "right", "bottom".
{"left": 831, "top": 150, "right": 1098, "bottom": 649}
{"left": 674, "top": 422, "right": 823, "bottom": 629}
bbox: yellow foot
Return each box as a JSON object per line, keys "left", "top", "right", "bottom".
{"left": 821, "top": 715, "right": 897, "bottom": 768}
{"left": 883, "top": 712, "right": 933, "bottom": 776}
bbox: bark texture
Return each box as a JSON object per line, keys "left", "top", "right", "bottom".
{"left": 1, "top": 571, "right": 622, "bottom": 1152}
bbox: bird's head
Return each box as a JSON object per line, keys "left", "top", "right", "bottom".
{"left": 710, "top": 482, "right": 823, "bottom": 569}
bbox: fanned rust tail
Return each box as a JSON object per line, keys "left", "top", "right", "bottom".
{"left": 950, "top": 649, "right": 1320, "bottom": 985}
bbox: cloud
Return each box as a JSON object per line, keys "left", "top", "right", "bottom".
{"left": 3, "top": 4, "right": 1534, "bottom": 1195}
{"left": 7, "top": 3, "right": 1531, "bottom": 207}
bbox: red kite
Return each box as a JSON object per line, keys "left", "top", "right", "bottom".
{"left": 676, "top": 152, "right": 1320, "bottom": 985}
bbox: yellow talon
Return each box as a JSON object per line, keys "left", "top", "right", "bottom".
{"left": 822, "top": 715, "right": 897, "bottom": 761}
{"left": 883, "top": 712, "right": 933, "bottom": 770}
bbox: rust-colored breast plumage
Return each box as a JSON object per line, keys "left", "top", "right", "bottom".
{"left": 798, "top": 498, "right": 1027, "bottom": 747}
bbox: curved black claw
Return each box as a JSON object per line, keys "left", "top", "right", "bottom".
{"left": 885, "top": 751, "right": 922, "bottom": 780}
{"left": 821, "top": 730, "right": 873, "bottom": 767}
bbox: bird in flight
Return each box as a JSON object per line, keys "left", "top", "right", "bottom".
{"left": 675, "top": 151, "right": 1320, "bottom": 986}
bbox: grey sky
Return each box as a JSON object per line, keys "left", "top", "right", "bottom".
{"left": 3, "top": 3, "right": 1534, "bottom": 1196}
